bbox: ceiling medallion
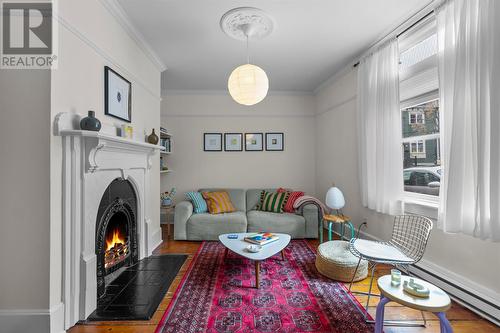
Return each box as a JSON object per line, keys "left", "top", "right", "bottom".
{"left": 220, "top": 7, "right": 275, "bottom": 41}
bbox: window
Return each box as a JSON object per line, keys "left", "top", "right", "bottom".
{"left": 410, "top": 140, "right": 425, "bottom": 155}
{"left": 409, "top": 111, "right": 425, "bottom": 124}
{"left": 399, "top": 17, "right": 442, "bottom": 198}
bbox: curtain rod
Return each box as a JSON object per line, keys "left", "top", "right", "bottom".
{"left": 352, "top": 1, "right": 438, "bottom": 68}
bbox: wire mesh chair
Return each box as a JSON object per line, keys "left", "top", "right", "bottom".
{"left": 348, "top": 215, "right": 433, "bottom": 326}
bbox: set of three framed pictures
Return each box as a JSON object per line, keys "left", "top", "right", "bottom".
{"left": 204, "top": 133, "right": 284, "bottom": 152}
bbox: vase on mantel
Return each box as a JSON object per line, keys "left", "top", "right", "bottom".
{"left": 147, "top": 128, "right": 159, "bottom": 144}
{"left": 80, "top": 111, "right": 101, "bottom": 131}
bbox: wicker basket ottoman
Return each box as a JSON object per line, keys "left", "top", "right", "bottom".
{"left": 315, "top": 240, "right": 368, "bottom": 282}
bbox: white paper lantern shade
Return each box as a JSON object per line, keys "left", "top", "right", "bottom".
{"left": 325, "top": 186, "right": 345, "bottom": 210}
{"left": 228, "top": 63, "right": 269, "bottom": 106}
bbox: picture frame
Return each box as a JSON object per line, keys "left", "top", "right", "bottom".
{"left": 224, "top": 133, "right": 243, "bottom": 151}
{"left": 104, "top": 66, "right": 132, "bottom": 122}
{"left": 266, "top": 132, "right": 284, "bottom": 151}
{"left": 245, "top": 133, "right": 263, "bottom": 151}
{"left": 204, "top": 133, "right": 222, "bottom": 151}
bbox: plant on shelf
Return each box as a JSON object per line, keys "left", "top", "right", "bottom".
{"left": 161, "top": 188, "right": 176, "bottom": 206}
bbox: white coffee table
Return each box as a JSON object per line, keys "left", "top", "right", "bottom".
{"left": 218, "top": 232, "right": 291, "bottom": 288}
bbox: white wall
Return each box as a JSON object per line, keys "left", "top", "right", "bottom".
{"left": 161, "top": 93, "right": 317, "bottom": 203}
{"left": 0, "top": 69, "right": 51, "bottom": 332}
{"left": 315, "top": 68, "right": 500, "bottom": 308}
{"left": 49, "top": 0, "right": 162, "bottom": 331}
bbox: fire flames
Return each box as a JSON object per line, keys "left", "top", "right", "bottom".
{"left": 104, "top": 227, "right": 129, "bottom": 269}
{"left": 106, "top": 228, "right": 125, "bottom": 251}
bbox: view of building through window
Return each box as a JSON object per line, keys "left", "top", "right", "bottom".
{"left": 399, "top": 19, "right": 441, "bottom": 197}
{"left": 401, "top": 100, "right": 441, "bottom": 196}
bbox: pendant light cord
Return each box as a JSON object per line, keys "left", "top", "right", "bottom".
{"left": 246, "top": 34, "right": 250, "bottom": 64}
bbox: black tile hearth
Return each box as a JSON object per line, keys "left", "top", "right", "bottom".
{"left": 87, "top": 254, "right": 187, "bottom": 321}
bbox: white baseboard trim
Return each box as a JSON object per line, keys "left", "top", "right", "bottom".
{"left": 358, "top": 230, "right": 500, "bottom": 326}
{"left": 0, "top": 303, "right": 66, "bottom": 333}
{"left": 151, "top": 227, "right": 163, "bottom": 253}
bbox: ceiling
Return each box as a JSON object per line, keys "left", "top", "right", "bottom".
{"left": 119, "top": 0, "right": 427, "bottom": 93}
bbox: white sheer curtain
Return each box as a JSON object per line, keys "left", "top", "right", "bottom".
{"left": 437, "top": 0, "right": 500, "bottom": 241}
{"left": 357, "top": 39, "right": 404, "bottom": 215}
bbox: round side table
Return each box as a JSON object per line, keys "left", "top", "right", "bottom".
{"left": 375, "top": 275, "right": 452, "bottom": 333}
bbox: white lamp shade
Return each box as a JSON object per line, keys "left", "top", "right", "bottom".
{"left": 325, "top": 187, "right": 345, "bottom": 210}
{"left": 228, "top": 64, "right": 269, "bottom": 106}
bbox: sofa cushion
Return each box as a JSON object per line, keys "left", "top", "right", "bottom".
{"left": 256, "top": 191, "right": 289, "bottom": 213}
{"left": 277, "top": 189, "right": 305, "bottom": 213}
{"left": 199, "top": 188, "right": 246, "bottom": 212}
{"left": 202, "top": 191, "right": 236, "bottom": 214}
{"left": 246, "top": 188, "right": 277, "bottom": 211}
{"left": 246, "top": 210, "right": 306, "bottom": 238}
{"left": 187, "top": 211, "right": 247, "bottom": 240}
{"left": 185, "top": 191, "right": 207, "bottom": 214}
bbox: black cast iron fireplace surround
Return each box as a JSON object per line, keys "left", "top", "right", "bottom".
{"left": 95, "top": 178, "right": 138, "bottom": 299}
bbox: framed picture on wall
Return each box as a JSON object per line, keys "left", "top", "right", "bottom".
{"left": 245, "top": 133, "right": 263, "bottom": 151}
{"left": 266, "top": 133, "right": 284, "bottom": 151}
{"left": 104, "top": 66, "right": 132, "bottom": 122}
{"left": 204, "top": 133, "right": 222, "bottom": 151}
{"left": 224, "top": 133, "right": 243, "bottom": 151}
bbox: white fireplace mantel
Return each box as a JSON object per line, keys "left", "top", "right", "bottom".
{"left": 54, "top": 112, "right": 163, "bottom": 329}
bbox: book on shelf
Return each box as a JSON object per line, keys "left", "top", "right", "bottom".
{"left": 244, "top": 233, "right": 279, "bottom": 246}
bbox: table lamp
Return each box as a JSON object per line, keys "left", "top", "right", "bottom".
{"left": 325, "top": 185, "right": 345, "bottom": 213}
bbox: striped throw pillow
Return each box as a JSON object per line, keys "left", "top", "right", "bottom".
{"left": 185, "top": 192, "right": 207, "bottom": 214}
{"left": 283, "top": 191, "right": 304, "bottom": 213}
{"left": 202, "top": 191, "right": 236, "bottom": 214}
{"left": 257, "top": 191, "right": 290, "bottom": 213}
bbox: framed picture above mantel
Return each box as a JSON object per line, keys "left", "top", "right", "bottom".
{"left": 104, "top": 66, "right": 132, "bottom": 122}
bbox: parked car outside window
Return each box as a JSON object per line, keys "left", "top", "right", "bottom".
{"left": 403, "top": 166, "right": 441, "bottom": 196}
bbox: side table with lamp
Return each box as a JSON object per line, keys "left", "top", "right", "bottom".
{"left": 323, "top": 185, "right": 355, "bottom": 242}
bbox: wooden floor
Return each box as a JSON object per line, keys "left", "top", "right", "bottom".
{"left": 69, "top": 225, "right": 499, "bottom": 333}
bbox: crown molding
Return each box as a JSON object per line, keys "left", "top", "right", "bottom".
{"left": 97, "top": 0, "right": 167, "bottom": 72}
{"left": 313, "top": 63, "right": 356, "bottom": 96}
{"left": 162, "top": 89, "right": 314, "bottom": 97}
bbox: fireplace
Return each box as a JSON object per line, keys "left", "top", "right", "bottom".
{"left": 95, "top": 178, "right": 138, "bottom": 298}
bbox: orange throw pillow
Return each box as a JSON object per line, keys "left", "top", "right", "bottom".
{"left": 201, "top": 191, "right": 236, "bottom": 214}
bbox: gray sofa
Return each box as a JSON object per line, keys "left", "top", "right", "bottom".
{"left": 174, "top": 188, "right": 319, "bottom": 240}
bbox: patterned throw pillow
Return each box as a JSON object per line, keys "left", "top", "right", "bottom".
{"left": 283, "top": 191, "right": 304, "bottom": 213}
{"left": 202, "top": 191, "right": 236, "bottom": 214}
{"left": 257, "top": 191, "right": 290, "bottom": 213}
{"left": 185, "top": 192, "right": 208, "bottom": 214}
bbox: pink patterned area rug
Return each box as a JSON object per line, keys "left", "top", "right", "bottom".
{"left": 155, "top": 240, "right": 373, "bottom": 333}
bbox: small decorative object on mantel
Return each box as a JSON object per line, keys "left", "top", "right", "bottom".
{"left": 147, "top": 128, "right": 159, "bottom": 144}
{"left": 80, "top": 110, "right": 101, "bottom": 131}
{"left": 121, "top": 124, "right": 133, "bottom": 139}
{"left": 161, "top": 188, "right": 176, "bottom": 206}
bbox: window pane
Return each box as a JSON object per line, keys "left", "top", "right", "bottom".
{"left": 402, "top": 99, "right": 442, "bottom": 196}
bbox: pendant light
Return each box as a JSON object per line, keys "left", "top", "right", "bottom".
{"left": 220, "top": 8, "right": 274, "bottom": 106}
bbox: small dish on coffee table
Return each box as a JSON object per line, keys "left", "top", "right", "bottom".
{"left": 246, "top": 244, "right": 262, "bottom": 253}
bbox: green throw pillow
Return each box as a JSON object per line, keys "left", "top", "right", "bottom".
{"left": 256, "top": 191, "right": 290, "bottom": 213}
